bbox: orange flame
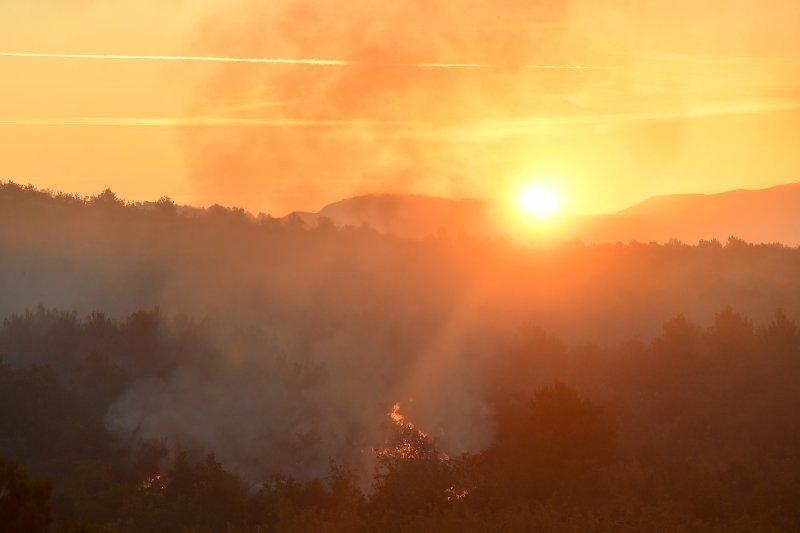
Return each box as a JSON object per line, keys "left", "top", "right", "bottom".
{"left": 388, "top": 402, "right": 427, "bottom": 437}
{"left": 384, "top": 403, "right": 468, "bottom": 499}
{"left": 389, "top": 403, "right": 404, "bottom": 425}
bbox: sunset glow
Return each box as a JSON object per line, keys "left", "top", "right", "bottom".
{"left": 1, "top": 1, "right": 799, "bottom": 215}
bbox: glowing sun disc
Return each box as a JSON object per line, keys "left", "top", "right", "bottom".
{"left": 518, "top": 186, "right": 560, "bottom": 218}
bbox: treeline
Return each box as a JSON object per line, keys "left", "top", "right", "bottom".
{"left": 1, "top": 306, "right": 799, "bottom": 531}
{"left": 4, "top": 180, "right": 800, "bottom": 345}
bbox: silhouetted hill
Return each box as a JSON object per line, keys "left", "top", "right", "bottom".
{"left": 570, "top": 182, "right": 800, "bottom": 245}
{"left": 289, "top": 193, "right": 502, "bottom": 238}
{"left": 294, "top": 183, "right": 800, "bottom": 245}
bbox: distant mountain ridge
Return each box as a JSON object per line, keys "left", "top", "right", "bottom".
{"left": 317, "top": 193, "right": 500, "bottom": 238}
{"left": 289, "top": 182, "right": 800, "bottom": 245}
{"left": 573, "top": 182, "right": 800, "bottom": 245}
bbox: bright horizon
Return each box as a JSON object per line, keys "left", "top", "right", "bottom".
{"left": 2, "top": 0, "right": 800, "bottom": 217}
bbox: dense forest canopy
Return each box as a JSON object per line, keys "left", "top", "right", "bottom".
{"left": 1, "top": 182, "right": 799, "bottom": 531}
{"left": 2, "top": 305, "right": 799, "bottom": 531}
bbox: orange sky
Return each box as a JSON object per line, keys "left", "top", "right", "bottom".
{"left": 1, "top": 0, "right": 799, "bottom": 216}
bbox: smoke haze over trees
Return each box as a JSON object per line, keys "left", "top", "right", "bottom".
{"left": 1, "top": 182, "right": 800, "bottom": 530}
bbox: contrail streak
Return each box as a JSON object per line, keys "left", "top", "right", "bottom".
{"left": 404, "top": 62, "right": 620, "bottom": 69}
{"left": 2, "top": 103, "right": 797, "bottom": 130}
{"left": 523, "top": 64, "right": 622, "bottom": 70}
{"left": 0, "top": 52, "right": 348, "bottom": 66}
{"left": 0, "top": 117, "right": 419, "bottom": 127}
{"left": 442, "top": 102, "right": 800, "bottom": 141}
{"left": 505, "top": 102, "right": 800, "bottom": 126}
{"left": 0, "top": 51, "right": 619, "bottom": 69}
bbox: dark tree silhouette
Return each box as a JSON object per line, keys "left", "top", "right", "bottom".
{"left": 0, "top": 459, "right": 52, "bottom": 533}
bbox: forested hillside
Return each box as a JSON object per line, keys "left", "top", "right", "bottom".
{"left": 1, "top": 182, "right": 800, "bottom": 530}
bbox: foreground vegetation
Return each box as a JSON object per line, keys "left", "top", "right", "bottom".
{"left": 1, "top": 305, "right": 799, "bottom": 531}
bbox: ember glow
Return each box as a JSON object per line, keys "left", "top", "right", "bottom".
{"left": 140, "top": 474, "right": 165, "bottom": 491}
{"left": 445, "top": 484, "right": 470, "bottom": 501}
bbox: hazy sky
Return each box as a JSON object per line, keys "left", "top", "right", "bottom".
{"left": 1, "top": 0, "right": 799, "bottom": 215}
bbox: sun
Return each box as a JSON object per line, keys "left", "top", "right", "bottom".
{"left": 518, "top": 185, "right": 561, "bottom": 219}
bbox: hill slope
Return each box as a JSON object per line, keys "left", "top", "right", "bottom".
{"left": 294, "top": 183, "right": 800, "bottom": 245}
{"left": 570, "top": 182, "right": 800, "bottom": 245}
